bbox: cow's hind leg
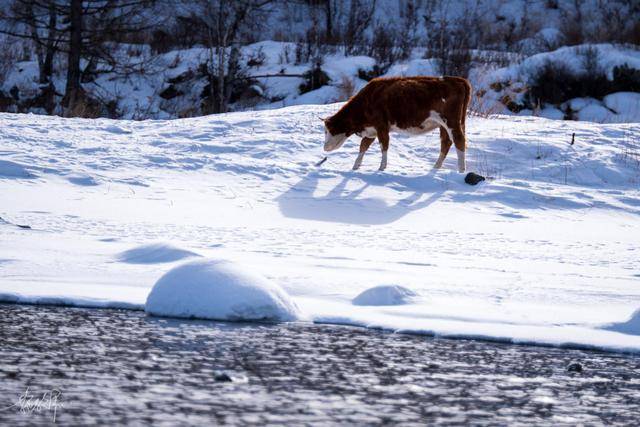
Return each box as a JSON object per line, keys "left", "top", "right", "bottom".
{"left": 452, "top": 124, "right": 467, "bottom": 173}
{"left": 434, "top": 126, "right": 453, "bottom": 169}
{"left": 353, "top": 137, "right": 375, "bottom": 170}
{"left": 377, "top": 128, "right": 390, "bottom": 171}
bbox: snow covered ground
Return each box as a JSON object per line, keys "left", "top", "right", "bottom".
{"left": 1, "top": 105, "right": 640, "bottom": 352}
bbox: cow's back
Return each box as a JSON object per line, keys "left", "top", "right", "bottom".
{"left": 358, "top": 77, "right": 470, "bottom": 129}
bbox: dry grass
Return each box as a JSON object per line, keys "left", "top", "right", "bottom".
{"left": 616, "top": 132, "right": 640, "bottom": 181}
{"left": 65, "top": 97, "right": 101, "bottom": 119}
{"left": 336, "top": 74, "right": 356, "bottom": 102}
{"left": 473, "top": 151, "right": 503, "bottom": 180}
{"left": 469, "top": 90, "right": 505, "bottom": 118}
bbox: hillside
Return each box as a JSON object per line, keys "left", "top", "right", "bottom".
{"left": 1, "top": 0, "right": 638, "bottom": 121}
{"left": 1, "top": 106, "right": 640, "bottom": 352}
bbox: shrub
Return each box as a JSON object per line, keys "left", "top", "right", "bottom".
{"left": 150, "top": 30, "right": 173, "bottom": 54}
{"left": 357, "top": 65, "right": 385, "bottom": 81}
{"left": 500, "top": 94, "right": 526, "bottom": 113}
{"left": 527, "top": 60, "right": 608, "bottom": 105}
{"left": 527, "top": 59, "right": 640, "bottom": 107}
{"left": 336, "top": 75, "right": 356, "bottom": 101}
{"left": 611, "top": 64, "right": 640, "bottom": 93}
{"left": 369, "top": 25, "right": 400, "bottom": 72}
{"left": 299, "top": 61, "right": 330, "bottom": 94}
{"left": 247, "top": 47, "right": 266, "bottom": 68}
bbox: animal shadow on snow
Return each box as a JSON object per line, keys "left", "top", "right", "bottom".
{"left": 277, "top": 169, "right": 447, "bottom": 225}
{"left": 277, "top": 165, "right": 598, "bottom": 225}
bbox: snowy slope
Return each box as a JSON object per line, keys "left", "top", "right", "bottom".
{"left": 4, "top": 39, "right": 638, "bottom": 123}
{"left": 1, "top": 106, "right": 640, "bottom": 352}
{"left": 476, "top": 44, "right": 640, "bottom": 122}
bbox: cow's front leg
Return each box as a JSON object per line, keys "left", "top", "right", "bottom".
{"left": 377, "top": 127, "right": 390, "bottom": 171}
{"left": 353, "top": 137, "right": 375, "bottom": 170}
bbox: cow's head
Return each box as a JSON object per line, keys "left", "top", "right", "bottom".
{"left": 322, "top": 117, "right": 348, "bottom": 152}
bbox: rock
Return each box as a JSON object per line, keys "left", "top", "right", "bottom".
{"left": 159, "top": 85, "right": 182, "bottom": 100}
{"left": 567, "top": 362, "right": 583, "bottom": 373}
{"left": 167, "top": 70, "right": 195, "bottom": 85}
{"left": 465, "top": 172, "right": 486, "bottom": 185}
{"left": 213, "top": 370, "right": 248, "bottom": 383}
{"left": 214, "top": 371, "right": 234, "bottom": 382}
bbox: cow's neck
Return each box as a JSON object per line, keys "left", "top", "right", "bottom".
{"left": 332, "top": 100, "right": 365, "bottom": 135}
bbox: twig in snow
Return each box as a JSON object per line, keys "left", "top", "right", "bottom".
{"left": 0, "top": 216, "right": 31, "bottom": 229}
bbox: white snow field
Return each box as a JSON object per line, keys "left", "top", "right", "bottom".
{"left": 1, "top": 105, "right": 640, "bottom": 352}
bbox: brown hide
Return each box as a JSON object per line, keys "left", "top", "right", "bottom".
{"left": 324, "top": 76, "right": 471, "bottom": 171}
{"left": 327, "top": 76, "right": 470, "bottom": 135}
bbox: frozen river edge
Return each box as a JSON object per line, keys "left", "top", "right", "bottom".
{"left": 1, "top": 304, "right": 640, "bottom": 426}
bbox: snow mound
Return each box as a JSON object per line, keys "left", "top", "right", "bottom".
{"left": 116, "top": 243, "right": 200, "bottom": 264}
{"left": 67, "top": 174, "right": 99, "bottom": 186}
{"left": 0, "top": 159, "right": 36, "bottom": 179}
{"left": 352, "top": 285, "right": 417, "bottom": 306}
{"left": 145, "top": 259, "right": 300, "bottom": 321}
{"left": 603, "top": 92, "right": 640, "bottom": 121}
{"left": 577, "top": 103, "right": 614, "bottom": 123}
{"left": 604, "top": 309, "right": 640, "bottom": 336}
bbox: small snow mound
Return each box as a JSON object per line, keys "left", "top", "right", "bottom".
{"left": 104, "top": 124, "right": 132, "bottom": 134}
{"left": 145, "top": 259, "right": 300, "bottom": 322}
{"left": 67, "top": 174, "right": 99, "bottom": 186}
{"left": 603, "top": 92, "right": 640, "bottom": 121}
{"left": 0, "top": 159, "right": 37, "bottom": 179}
{"left": 116, "top": 243, "right": 200, "bottom": 264}
{"left": 604, "top": 309, "right": 640, "bottom": 336}
{"left": 352, "top": 285, "right": 417, "bottom": 306}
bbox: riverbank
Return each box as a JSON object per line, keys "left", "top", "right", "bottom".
{"left": 1, "top": 304, "right": 639, "bottom": 425}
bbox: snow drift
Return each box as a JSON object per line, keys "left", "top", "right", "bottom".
{"left": 116, "top": 243, "right": 200, "bottom": 264}
{"left": 604, "top": 309, "right": 640, "bottom": 336}
{"left": 0, "top": 159, "right": 37, "bottom": 179}
{"left": 145, "top": 259, "right": 300, "bottom": 322}
{"left": 476, "top": 44, "right": 640, "bottom": 122}
{"left": 352, "top": 285, "right": 417, "bottom": 306}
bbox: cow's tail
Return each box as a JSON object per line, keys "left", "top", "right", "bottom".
{"left": 460, "top": 79, "right": 472, "bottom": 134}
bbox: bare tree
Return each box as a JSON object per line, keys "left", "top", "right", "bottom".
{"left": 1, "top": 0, "right": 156, "bottom": 115}
{"left": 184, "top": 0, "right": 273, "bottom": 114}
{"left": 401, "top": 0, "right": 420, "bottom": 60}
{"left": 0, "top": 1, "right": 61, "bottom": 112}
{"left": 324, "top": 0, "right": 334, "bottom": 42}
{"left": 424, "top": 0, "right": 472, "bottom": 77}
{"left": 344, "top": 0, "right": 376, "bottom": 55}
{"left": 560, "top": 0, "right": 584, "bottom": 45}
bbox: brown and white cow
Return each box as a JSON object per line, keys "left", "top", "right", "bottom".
{"left": 323, "top": 76, "right": 471, "bottom": 172}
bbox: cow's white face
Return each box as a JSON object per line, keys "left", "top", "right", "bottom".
{"left": 323, "top": 127, "right": 348, "bottom": 152}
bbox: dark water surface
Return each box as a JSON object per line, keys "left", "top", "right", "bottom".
{"left": 1, "top": 304, "right": 639, "bottom": 426}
